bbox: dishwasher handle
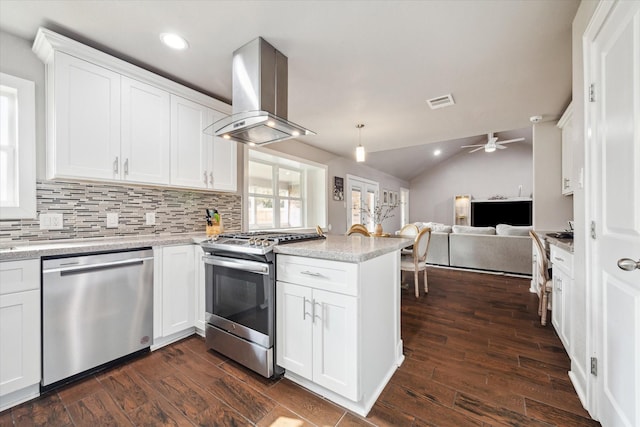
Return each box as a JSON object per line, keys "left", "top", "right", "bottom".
{"left": 43, "top": 256, "right": 154, "bottom": 275}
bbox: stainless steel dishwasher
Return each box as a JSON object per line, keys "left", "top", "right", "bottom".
{"left": 42, "top": 248, "right": 154, "bottom": 389}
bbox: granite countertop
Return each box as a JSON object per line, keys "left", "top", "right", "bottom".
{"left": 0, "top": 233, "right": 209, "bottom": 261}
{"left": 545, "top": 235, "right": 574, "bottom": 253}
{"left": 274, "top": 234, "right": 413, "bottom": 263}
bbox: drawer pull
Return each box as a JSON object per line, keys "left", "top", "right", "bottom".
{"left": 300, "top": 270, "right": 323, "bottom": 277}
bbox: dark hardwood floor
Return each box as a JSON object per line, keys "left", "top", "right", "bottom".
{"left": 0, "top": 267, "right": 600, "bottom": 426}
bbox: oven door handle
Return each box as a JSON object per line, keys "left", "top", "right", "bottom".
{"left": 203, "top": 256, "right": 270, "bottom": 275}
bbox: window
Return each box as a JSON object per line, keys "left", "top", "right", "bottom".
{"left": 247, "top": 148, "right": 326, "bottom": 230}
{"left": 0, "top": 73, "right": 36, "bottom": 219}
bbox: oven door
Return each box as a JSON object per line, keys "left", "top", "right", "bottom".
{"left": 204, "top": 255, "right": 274, "bottom": 348}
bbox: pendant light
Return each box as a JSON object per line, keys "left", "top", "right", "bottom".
{"left": 355, "top": 124, "right": 365, "bottom": 162}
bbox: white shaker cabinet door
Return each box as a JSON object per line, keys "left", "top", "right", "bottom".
{"left": 121, "top": 77, "right": 170, "bottom": 185}
{"left": 209, "top": 108, "right": 237, "bottom": 192}
{"left": 0, "top": 259, "right": 40, "bottom": 399}
{"left": 170, "top": 95, "right": 211, "bottom": 189}
{"left": 52, "top": 52, "right": 121, "bottom": 180}
{"left": 276, "top": 281, "right": 313, "bottom": 380}
{"left": 161, "top": 245, "right": 195, "bottom": 336}
{"left": 312, "top": 288, "right": 358, "bottom": 401}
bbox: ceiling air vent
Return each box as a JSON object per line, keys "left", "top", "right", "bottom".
{"left": 427, "top": 94, "right": 455, "bottom": 110}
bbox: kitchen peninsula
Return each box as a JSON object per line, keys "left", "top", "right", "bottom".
{"left": 274, "top": 234, "right": 412, "bottom": 416}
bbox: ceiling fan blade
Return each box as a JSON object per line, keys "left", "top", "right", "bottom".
{"left": 497, "top": 137, "right": 525, "bottom": 145}
{"left": 496, "top": 144, "right": 507, "bottom": 149}
{"left": 461, "top": 144, "right": 483, "bottom": 148}
{"left": 469, "top": 146, "right": 484, "bottom": 153}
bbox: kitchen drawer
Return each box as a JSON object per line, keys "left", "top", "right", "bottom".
{"left": 0, "top": 259, "right": 40, "bottom": 295}
{"left": 277, "top": 255, "right": 358, "bottom": 296}
{"left": 550, "top": 245, "right": 573, "bottom": 276}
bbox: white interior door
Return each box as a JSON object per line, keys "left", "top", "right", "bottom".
{"left": 587, "top": 2, "right": 640, "bottom": 426}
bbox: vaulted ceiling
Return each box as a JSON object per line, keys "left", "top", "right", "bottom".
{"left": 0, "top": 0, "right": 578, "bottom": 181}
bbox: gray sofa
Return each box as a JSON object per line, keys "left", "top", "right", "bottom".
{"left": 419, "top": 224, "right": 532, "bottom": 275}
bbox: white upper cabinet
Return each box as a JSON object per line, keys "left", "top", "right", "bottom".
{"left": 170, "top": 95, "right": 211, "bottom": 189}
{"left": 170, "top": 96, "right": 237, "bottom": 192}
{"left": 558, "top": 102, "right": 574, "bottom": 195}
{"left": 210, "top": 122, "right": 238, "bottom": 192}
{"left": 121, "top": 77, "right": 171, "bottom": 184}
{"left": 34, "top": 28, "right": 235, "bottom": 192}
{"left": 52, "top": 52, "right": 121, "bottom": 180}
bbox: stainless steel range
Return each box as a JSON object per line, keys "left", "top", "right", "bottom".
{"left": 200, "top": 231, "right": 324, "bottom": 378}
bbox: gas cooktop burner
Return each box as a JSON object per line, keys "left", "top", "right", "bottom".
{"left": 201, "top": 231, "right": 325, "bottom": 256}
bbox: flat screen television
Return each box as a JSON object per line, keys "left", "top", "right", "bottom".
{"left": 471, "top": 200, "right": 532, "bottom": 227}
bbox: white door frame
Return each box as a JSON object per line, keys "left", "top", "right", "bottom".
{"left": 400, "top": 187, "right": 410, "bottom": 227}
{"left": 345, "top": 174, "right": 379, "bottom": 230}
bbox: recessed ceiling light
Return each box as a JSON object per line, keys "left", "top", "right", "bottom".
{"left": 434, "top": 149, "right": 441, "bottom": 156}
{"left": 160, "top": 33, "right": 189, "bottom": 50}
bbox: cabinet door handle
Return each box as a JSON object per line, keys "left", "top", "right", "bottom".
{"left": 209, "top": 172, "right": 214, "bottom": 186}
{"left": 113, "top": 156, "right": 119, "bottom": 174}
{"left": 302, "top": 298, "right": 312, "bottom": 320}
{"left": 124, "top": 158, "right": 129, "bottom": 175}
{"left": 301, "top": 270, "right": 323, "bottom": 277}
{"left": 312, "top": 300, "right": 322, "bottom": 324}
{"left": 203, "top": 171, "right": 208, "bottom": 185}
{"left": 554, "top": 256, "right": 564, "bottom": 262}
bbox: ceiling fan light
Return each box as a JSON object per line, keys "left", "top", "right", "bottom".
{"left": 485, "top": 145, "right": 496, "bottom": 153}
{"left": 356, "top": 145, "right": 366, "bottom": 162}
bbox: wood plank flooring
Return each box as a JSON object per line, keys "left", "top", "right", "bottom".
{"left": 0, "top": 267, "right": 600, "bottom": 426}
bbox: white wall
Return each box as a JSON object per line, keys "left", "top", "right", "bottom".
{"left": 268, "top": 140, "right": 409, "bottom": 234}
{"left": 0, "top": 31, "right": 46, "bottom": 179}
{"left": 532, "top": 121, "right": 574, "bottom": 230}
{"left": 409, "top": 142, "right": 533, "bottom": 225}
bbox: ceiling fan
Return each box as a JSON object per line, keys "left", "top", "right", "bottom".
{"left": 461, "top": 132, "right": 525, "bottom": 153}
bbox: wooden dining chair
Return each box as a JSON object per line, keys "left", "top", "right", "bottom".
{"left": 400, "top": 227, "right": 431, "bottom": 298}
{"left": 346, "top": 224, "right": 371, "bottom": 236}
{"left": 398, "top": 223, "right": 419, "bottom": 255}
{"left": 347, "top": 226, "right": 371, "bottom": 236}
{"left": 530, "top": 230, "right": 553, "bottom": 326}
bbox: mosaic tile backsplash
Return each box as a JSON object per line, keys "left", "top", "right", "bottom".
{"left": 0, "top": 180, "right": 242, "bottom": 243}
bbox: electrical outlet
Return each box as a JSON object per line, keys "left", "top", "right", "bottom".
{"left": 40, "top": 213, "right": 63, "bottom": 230}
{"left": 106, "top": 213, "right": 119, "bottom": 228}
{"left": 145, "top": 212, "right": 156, "bottom": 225}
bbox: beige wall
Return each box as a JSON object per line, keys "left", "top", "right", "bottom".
{"left": 409, "top": 141, "right": 533, "bottom": 225}
{"left": 532, "top": 121, "right": 573, "bottom": 230}
{"left": 268, "top": 140, "right": 409, "bottom": 234}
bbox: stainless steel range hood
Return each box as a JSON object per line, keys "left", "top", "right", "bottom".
{"left": 204, "top": 37, "right": 314, "bottom": 145}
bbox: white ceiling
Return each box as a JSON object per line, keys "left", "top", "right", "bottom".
{"left": 0, "top": 0, "right": 578, "bottom": 181}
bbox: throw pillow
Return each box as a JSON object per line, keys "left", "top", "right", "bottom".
{"left": 496, "top": 224, "right": 532, "bottom": 236}
{"left": 452, "top": 225, "right": 497, "bottom": 235}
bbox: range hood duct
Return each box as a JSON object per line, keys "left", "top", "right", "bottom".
{"left": 204, "top": 37, "right": 314, "bottom": 145}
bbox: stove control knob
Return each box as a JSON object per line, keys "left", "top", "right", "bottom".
{"left": 262, "top": 240, "right": 271, "bottom": 247}
{"left": 248, "top": 238, "right": 255, "bottom": 245}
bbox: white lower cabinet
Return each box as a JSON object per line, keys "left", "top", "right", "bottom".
{"left": 550, "top": 245, "right": 574, "bottom": 354}
{"left": 0, "top": 259, "right": 41, "bottom": 411}
{"left": 153, "top": 245, "right": 195, "bottom": 347}
{"left": 277, "top": 282, "right": 358, "bottom": 400}
{"left": 276, "top": 252, "right": 403, "bottom": 417}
